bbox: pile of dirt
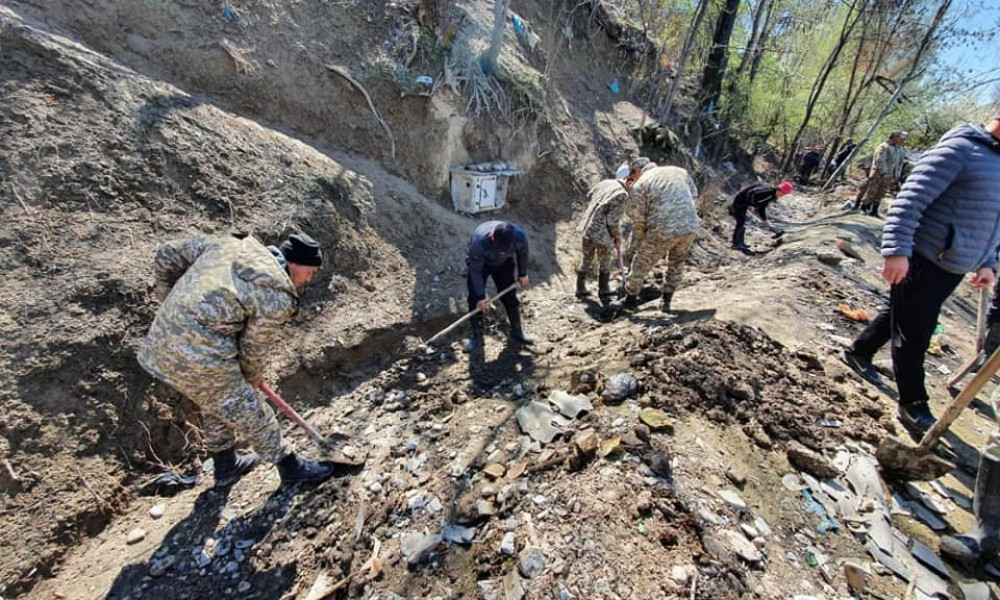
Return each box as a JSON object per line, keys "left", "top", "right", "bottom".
{"left": 630, "top": 321, "right": 887, "bottom": 449}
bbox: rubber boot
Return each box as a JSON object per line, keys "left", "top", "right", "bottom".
{"left": 278, "top": 452, "right": 335, "bottom": 485}
{"left": 940, "top": 448, "right": 1000, "bottom": 566}
{"left": 597, "top": 272, "right": 612, "bottom": 305}
{"left": 575, "top": 271, "right": 590, "bottom": 299}
{"left": 659, "top": 292, "right": 673, "bottom": 313}
{"left": 463, "top": 314, "right": 484, "bottom": 352}
{"left": 507, "top": 307, "right": 534, "bottom": 345}
{"left": 212, "top": 448, "right": 260, "bottom": 488}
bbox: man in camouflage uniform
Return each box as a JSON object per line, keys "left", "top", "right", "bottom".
{"left": 607, "top": 160, "right": 700, "bottom": 316}
{"left": 138, "top": 233, "right": 335, "bottom": 488}
{"left": 576, "top": 167, "right": 630, "bottom": 303}
{"left": 854, "top": 131, "right": 907, "bottom": 217}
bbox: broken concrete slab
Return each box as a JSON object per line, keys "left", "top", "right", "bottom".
{"left": 548, "top": 390, "right": 593, "bottom": 419}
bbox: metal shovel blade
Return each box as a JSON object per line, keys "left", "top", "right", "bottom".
{"left": 875, "top": 436, "right": 956, "bottom": 481}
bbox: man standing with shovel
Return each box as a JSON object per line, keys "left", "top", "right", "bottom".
{"left": 464, "top": 221, "right": 532, "bottom": 351}
{"left": 139, "top": 233, "right": 336, "bottom": 488}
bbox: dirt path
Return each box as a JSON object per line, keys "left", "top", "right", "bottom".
{"left": 21, "top": 189, "right": 999, "bottom": 600}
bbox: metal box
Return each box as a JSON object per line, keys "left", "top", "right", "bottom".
{"left": 449, "top": 166, "right": 523, "bottom": 214}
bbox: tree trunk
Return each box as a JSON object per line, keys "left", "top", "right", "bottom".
{"left": 661, "top": 0, "right": 711, "bottom": 120}
{"left": 779, "top": 0, "right": 866, "bottom": 173}
{"left": 822, "top": 0, "right": 952, "bottom": 190}
{"left": 747, "top": 0, "right": 776, "bottom": 86}
{"left": 481, "top": 0, "right": 511, "bottom": 75}
{"left": 700, "top": 0, "right": 742, "bottom": 115}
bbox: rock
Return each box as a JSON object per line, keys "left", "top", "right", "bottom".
{"left": 501, "top": 532, "right": 517, "bottom": 555}
{"left": 518, "top": 548, "right": 546, "bottom": 578}
{"left": 573, "top": 430, "right": 599, "bottom": 456}
{"left": 843, "top": 561, "right": 868, "bottom": 594}
{"left": 126, "top": 528, "right": 146, "bottom": 545}
{"left": 237, "top": 581, "right": 251, "bottom": 593}
{"left": 639, "top": 408, "right": 674, "bottom": 433}
{"left": 149, "top": 504, "right": 165, "bottom": 519}
{"left": 786, "top": 443, "right": 839, "bottom": 479}
{"left": 476, "top": 500, "right": 496, "bottom": 517}
{"left": 635, "top": 491, "right": 653, "bottom": 514}
{"left": 602, "top": 373, "right": 638, "bottom": 402}
{"left": 483, "top": 463, "right": 506, "bottom": 479}
{"left": 478, "top": 580, "right": 500, "bottom": 600}
{"left": 816, "top": 253, "right": 843, "bottom": 266}
{"left": 669, "top": 564, "right": 697, "bottom": 587}
{"left": 503, "top": 569, "right": 526, "bottom": 600}
{"left": 740, "top": 523, "right": 759, "bottom": 539}
{"left": 598, "top": 437, "right": 622, "bottom": 458}
{"left": 442, "top": 523, "right": 476, "bottom": 545}
{"left": 149, "top": 554, "right": 175, "bottom": 577}
{"left": 645, "top": 450, "right": 673, "bottom": 479}
{"left": 416, "top": 372, "right": 427, "bottom": 383}
{"left": 721, "top": 529, "right": 763, "bottom": 564}
{"left": 633, "top": 424, "right": 651, "bottom": 443}
{"left": 718, "top": 489, "right": 748, "bottom": 511}
{"left": 401, "top": 532, "right": 442, "bottom": 566}
{"left": 753, "top": 516, "right": 773, "bottom": 539}
{"left": 726, "top": 463, "right": 748, "bottom": 488}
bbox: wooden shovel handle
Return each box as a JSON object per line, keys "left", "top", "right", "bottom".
{"left": 917, "top": 343, "right": 1000, "bottom": 453}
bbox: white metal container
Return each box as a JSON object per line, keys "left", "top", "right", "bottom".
{"left": 449, "top": 166, "right": 523, "bottom": 214}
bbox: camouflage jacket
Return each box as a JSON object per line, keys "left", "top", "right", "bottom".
{"left": 577, "top": 179, "right": 629, "bottom": 247}
{"left": 871, "top": 142, "right": 905, "bottom": 179}
{"left": 627, "top": 166, "right": 700, "bottom": 239}
{"left": 138, "top": 236, "right": 299, "bottom": 387}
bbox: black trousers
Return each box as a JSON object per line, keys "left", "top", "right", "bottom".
{"left": 731, "top": 204, "right": 749, "bottom": 247}
{"left": 990, "top": 282, "right": 1000, "bottom": 324}
{"left": 467, "top": 258, "right": 519, "bottom": 315}
{"left": 850, "top": 254, "right": 964, "bottom": 406}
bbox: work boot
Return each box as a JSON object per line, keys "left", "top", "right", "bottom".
{"left": 575, "top": 271, "right": 590, "bottom": 299}
{"left": 597, "top": 272, "right": 613, "bottom": 305}
{"left": 898, "top": 402, "right": 936, "bottom": 434}
{"left": 277, "top": 452, "right": 335, "bottom": 485}
{"left": 659, "top": 292, "right": 673, "bottom": 313}
{"left": 941, "top": 448, "right": 1000, "bottom": 566}
{"left": 463, "top": 314, "right": 484, "bottom": 352}
{"left": 507, "top": 308, "right": 534, "bottom": 345}
{"left": 605, "top": 294, "right": 640, "bottom": 320}
{"left": 212, "top": 448, "right": 260, "bottom": 488}
{"left": 840, "top": 349, "right": 882, "bottom": 385}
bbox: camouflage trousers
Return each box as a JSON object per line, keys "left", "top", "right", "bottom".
{"left": 159, "top": 363, "right": 287, "bottom": 464}
{"left": 858, "top": 174, "right": 892, "bottom": 213}
{"left": 578, "top": 237, "right": 615, "bottom": 275}
{"left": 625, "top": 230, "right": 696, "bottom": 296}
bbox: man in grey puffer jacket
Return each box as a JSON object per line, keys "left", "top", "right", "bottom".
{"left": 842, "top": 115, "right": 1000, "bottom": 433}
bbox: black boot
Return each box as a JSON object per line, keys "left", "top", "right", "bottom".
{"left": 212, "top": 448, "right": 260, "bottom": 488}
{"left": 597, "top": 272, "right": 613, "bottom": 305}
{"left": 605, "top": 294, "right": 640, "bottom": 320}
{"left": 278, "top": 452, "right": 335, "bottom": 485}
{"left": 463, "top": 314, "right": 484, "bottom": 352}
{"left": 507, "top": 307, "right": 534, "bottom": 345}
{"left": 659, "top": 292, "right": 673, "bottom": 313}
{"left": 575, "top": 271, "right": 590, "bottom": 299}
{"left": 941, "top": 449, "right": 1000, "bottom": 566}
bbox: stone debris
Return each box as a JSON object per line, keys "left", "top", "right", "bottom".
{"left": 401, "top": 531, "right": 442, "bottom": 566}
{"left": 483, "top": 463, "right": 506, "bottom": 480}
{"left": 126, "top": 528, "right": 146, "bottom": 545}
{"left": 638, "top": 408, "right": 674, "bottom": 433}
{"left": 717, "top": 489, "right": 748, "bottom": 511}
{"left": 786, "top": 443, "right": 839, "bottom": 478}
{"left": 501, "top": 531, "right": 517, "bottom": 556}
{"left": 573, "top": 430, "right": 599, "bottom": 456}
{"left": 601, "top": 373, "right": 637, "bottom": 402}
{"left": 518, "top": 548, "right": 546, "bottom": 578}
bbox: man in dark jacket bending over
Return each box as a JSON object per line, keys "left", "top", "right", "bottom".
{"left": 842, "top": 116, "right": 1000, "bottom": 436}
{"left": 465, "top": 221, "right": 532, "bottom": 351}
{"left": 731, "top": 181, "right": 793, "bottom": 251}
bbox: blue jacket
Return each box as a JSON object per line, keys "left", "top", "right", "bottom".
{"left": 466, "top": 221, "right": 529, "bottom": 299}
{"left": 883, "top": 123, "right": 1000, "bottom": 274}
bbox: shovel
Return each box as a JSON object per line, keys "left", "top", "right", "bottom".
{"left": 257, "top": 381, "right": 360, "bottom": 464}
{"left": 947, "top": 287, "right": 988, "bottom": 388}
{"left": 875, "top": 344, "right": 1000, "bottom": 480}
{"left": 416, "top": 282, "right": 519, "bottom": 352}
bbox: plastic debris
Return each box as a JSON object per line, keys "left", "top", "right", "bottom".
{"left": 817, "top": 418, "right": 842, "bottom": 428}
{"left": 222, "top": 4, "right": 235, "bottom": 22}
{"left": 608, "top": 78, "right": 620, "bottom": 94}
{"left": 836, "top": 303, "right": 869, "bottom": 322}
{"left": 802, "top": 490, "right": 840, "bottom": 534}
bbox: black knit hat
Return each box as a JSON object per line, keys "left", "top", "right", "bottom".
{"left": 280, "top": 233, "right": 323, "bottom": 266}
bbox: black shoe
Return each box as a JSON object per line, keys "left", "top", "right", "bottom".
{"left": 510, "top": 329, "right": 534, "bottom": 345}
{"left": 463, "top": 315, "right": 484, "bottom": 352}
{"left": 278, "top": 453, "right": 335, "bottom": 485}
{"left": 732, "top": 243, "right": 751, "bottom": 253}
{"left": 840, "top": 350, "right": 882, "bottom": 385}
{"left": 575, "top": 271, "right": 590, "bottom": 299}
{"left": 212, "top": 448, "right": 260, "bottom": 488}
{"left": 659, "top": 292, "right": 673, "bottom": 313}
{"left": 898, "top": 403, "right": 936, "bottom": 433}
{"left": 604, "top": 294, "right": 639, "bottom": 321}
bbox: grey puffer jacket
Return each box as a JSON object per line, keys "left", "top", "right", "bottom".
{"left": 882, "top": 123, "right": 1000, "bottom": 274}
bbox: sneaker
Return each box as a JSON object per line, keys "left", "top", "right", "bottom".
{"left": 898, "top": 403, "right": 936, "bottom": 433}
{"left": 840, "top": 350, "right": 882, "bottom": 385}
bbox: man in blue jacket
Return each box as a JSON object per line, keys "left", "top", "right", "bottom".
{"left": 465, "top": 221, "right": 531, "bottom": 351}
{"left": 842, "top": 116, "right": 1000, "bottom": 435}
